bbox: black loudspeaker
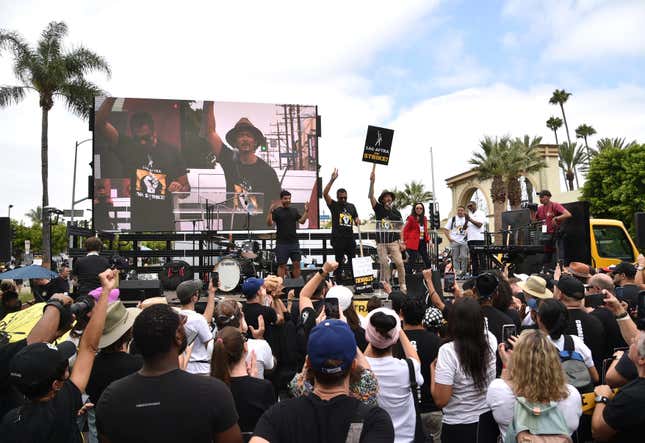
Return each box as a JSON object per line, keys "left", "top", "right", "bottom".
{"left": 0, "top": 217, "right": 10, "bottom": 262}
{"left": 404, "top": 270, "right": 443, "bottom": 298}
{"left": 283, "top": 276, "right": 305, "bottom": 298}
{"left": 317, "top": 177, "right": 323, "bottom": 199}
{"left": 316, "top": 114, "right": 321, "bottom": 137}
{"left": 119, "top": 280, "right": 163, "bottom": 301}
{"left": 635, "top": 212, "right": 645, "bottom": 250}
{"left": 561, "top": 201, "right": 591, "bottom": 265}
{"left": 88, "top": 107, "right": 95, "bottom": 131}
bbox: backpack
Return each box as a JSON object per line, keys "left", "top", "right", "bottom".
{"left": 450, "top": 215, "right": 468, "bottom": 230}
{"left": 504, "top": 397, "right": 573, "bottom": 443}
{"left": 345, "top": 401, "right": 378, "bottom": 443}
{"left": 559, "top": 335, "right": 593, "bottom": 393}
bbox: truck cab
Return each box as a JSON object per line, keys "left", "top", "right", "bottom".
{"left": 589, "top": 219, "right": 639, "bottom": 268}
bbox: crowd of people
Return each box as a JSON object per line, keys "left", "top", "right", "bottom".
{"left": 0, "top": 239, "right": 643, "bottom": 442}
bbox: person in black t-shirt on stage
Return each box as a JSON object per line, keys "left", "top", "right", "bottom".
{"left": 323, "top": 168, "right": 361, "bottom": 283}
{"left": 45, "top": 264, "right": 71, "bottom": 300}
{"left": 203, "top": 102, "right": 281, "bottom": 230}
{"left": 267, "top": 190, "right": 309, "bottom": 279}
{"left": 251, "top": 318, "right": 394, "bottom": 443}
{"left": 96, "top": 97, "right": 190, "bottom": 232}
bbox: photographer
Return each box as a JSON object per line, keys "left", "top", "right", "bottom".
{"left": 0, "top": 269, "right": 115, "bottom": 441}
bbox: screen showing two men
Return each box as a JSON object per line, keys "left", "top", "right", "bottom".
{"left": 93, "top": 97, "right": 319, "bottom": 232}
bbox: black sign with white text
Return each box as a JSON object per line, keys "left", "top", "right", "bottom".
{"left": 362, "top": 125, "right": 394, "bottom": 165}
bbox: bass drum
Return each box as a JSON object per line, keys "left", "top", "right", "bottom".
{"left": 214, "top": 257, "right": 241, "bottom": 292}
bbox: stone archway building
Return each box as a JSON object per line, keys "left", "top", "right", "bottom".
{"left": 443, "top": 144, "right": 580, "bottom": 232}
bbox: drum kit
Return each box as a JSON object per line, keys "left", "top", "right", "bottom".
{"left": 211, "top": 234, "right": 276, "bottom": 293}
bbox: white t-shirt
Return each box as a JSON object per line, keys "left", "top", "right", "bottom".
{"left": 435, "top": 330, "right": 497, "bottom": 424}
{"left": 547, "top": 334, "right": 595, "bottom": 368}
{"left": 365, "top": 356, "right": 424, "bottom": 443}
{"left": 445, "top": 216, "right": 467, "bottom": 245}
{"left": 246, "top": 338, "right": 274, "bottom": 379}
{"left": 486, "top": 379, "right": 582, "bottom": 440}
{"left": 180, "top": 309, "right": 213, "bottom": 374}
{"left": 465, "top": 209, "right": 486, "bottom": 242}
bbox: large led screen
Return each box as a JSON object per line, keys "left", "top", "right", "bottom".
{"left": 93, "top": 97, "right": 319, "bottom": 232}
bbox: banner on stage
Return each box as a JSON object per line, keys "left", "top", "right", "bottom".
{"left": 352, "top": 256, "right": 374, "bottom": 293}
{"left": 362, "top": 125, "right": 394, "bottom": 165}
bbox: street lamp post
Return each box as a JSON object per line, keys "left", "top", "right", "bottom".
{"left": 8, "top": 204, "right": 13, "bottom": 261}
{"left": 71, "top": 138, "right": 93, "bottom": 224}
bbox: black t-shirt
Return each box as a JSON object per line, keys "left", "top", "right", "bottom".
{"left": 327, "top": 200, "right": 358, "bottom": 239}
{"left": 218, "top": 146, "right": 281, "bottom": 230}
{"left": 481, "top": 305, "right": 514, "bottom": 345}
{"left": 96, "top": 369, "right": 238, "bottom": 443}
{"left": 272, "top": 206, "right": 301, "bottom": 244}
{"left": 602, "top": 377, "right": 645, "bottom": 443}
{"left": 0, "top": 339, "right": 28, "bottom": 419}
{"left": 244, "top": 302, "right": 278, "bottom": 345}
{"left": 591, "top": 307, "right": 628, "bottom": 353}
{"left": 405, "top": 329, "right": 441, "bottom": 412}
{"left": 373, "top": 203, "right": 402, "bottom": 243}
{"left": 352, "top": 326, "right": 368, "bottom": 352}
{"left": 45, "top": 277, "right": 70, "bottom": 299}
{"left": 615, "top": 351, "right": 638, "bottom": 381}
{"left": 502, "top": 307, "right": 522, "bottom": 330}
{"left": 0, "top": 380, "right": 83, "bottom": 443}
{"left": 229, "top": 375, "right": 276, "bottom": 432}
{"left": 86, "top": 351, "right": 143, "bottom": 404}
{"left": 72, "top": 255, "right": 110, "bottom": 297}
{"left": 253, "top": 393, "right": 394, "bottom": 443}
{"left": 116, "top": 136, "right": 187, "bottom": 232}
{"left": 565, "top": 308, "right": 607, "bottom": 371}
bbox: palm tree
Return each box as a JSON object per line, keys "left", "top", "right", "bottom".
{"left": 470, "top": 136, "right": 510, "bottom": 242}
{"left": 0, "top": 22, "right": 110, "bottom": 268}
{"left": 393, "top": 181, "right": 433, "bottom": 214}
{"left": 592, "top": 137, "right": 636, "bottom": 156}
{"left": 546, "top": 116, "right": 563, "bottom": 145}
{"left": 575, "top": 123, "right": 596, "bottom": 163}
{"left": 25, "top": 206, "right": 43, "bottom": 226}
{"left": 549, "top": 89, "right": 573, "bottom": 145}
{"left": 559, "top": 142, "right": 587, "bottom": 191}
{"left": 506, "top": 136, "right": 546, "bottom": 209}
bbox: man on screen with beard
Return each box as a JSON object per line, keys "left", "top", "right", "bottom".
{"left": 96, "top": 98, "right": 190, "bottom": 231}
{"left": 203, "top": 102, "right": 281, "bottom": 230}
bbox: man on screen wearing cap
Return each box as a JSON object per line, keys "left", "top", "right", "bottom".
{"left": 0, "top": 269, "right": 115, "bottom": 442}
{"left": 536, "top": 189, "right": 571, "bottom": 268}
{"left": 177, "top": 279, "right": 216, "bottom": 375}
{"left": 203, "top": 102, "right": 281, "bottom": 230}
{"left": 369, "top": 167, "right": 406, "bottom": 293}
{"left": 251, "top": 319, "right": 394, "bottom": 443}
{"left": 556, "top": 275, "right": 608, "bottom": 372}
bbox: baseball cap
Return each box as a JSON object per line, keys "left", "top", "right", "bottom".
{"left": 326, "top": 286, "right": 353, "bottom": 311}
{"left": 10, "top": 342, "right": 77, "bottom": 391}
{"left": 176, "top": 279, "right": 202, "bottom": 304}
{"left": 476, "top": 272, "right": 499, "bottom": 298}
{"left": 613, "top": 261, "right": 636, "bottom": 277}
{"left": 537, "top": 190, "right": 552, "bottom": 197}
{"left": 556, "top": 276, "right": 585, "bottom": 300}
{"left": 307, "top": 319, "right": 356, "bottom": 374}
{"left": 242, "top": 277, "right": 265, "bottom": 297}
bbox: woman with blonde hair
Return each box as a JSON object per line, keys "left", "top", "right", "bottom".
{"left": 486, "top": 329, "right": 582, "bottom": 440}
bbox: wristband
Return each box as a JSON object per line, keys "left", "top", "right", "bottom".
{"left": 318, "top": 268, "right": 328, "bottom": 276}
{"left": 44, "top": 299, "right": 65, "bottom": 315}
{"left": 615, "top": 311, "right": 629, "bottom": 320}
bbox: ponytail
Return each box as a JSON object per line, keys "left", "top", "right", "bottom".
{"left": 210, "top": 326, "right": 245, "bottom": 385}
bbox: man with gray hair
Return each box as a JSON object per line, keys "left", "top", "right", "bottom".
{"left": 592, "top": 329, "right": 645, "bottom": 442}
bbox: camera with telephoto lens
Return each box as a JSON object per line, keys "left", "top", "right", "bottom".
{"left": 70, "top": 295, "right": 95, "bottom": 323}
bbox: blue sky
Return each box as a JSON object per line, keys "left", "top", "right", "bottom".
{"left": 1, "top": 0, "right": 644, "bottom": 222}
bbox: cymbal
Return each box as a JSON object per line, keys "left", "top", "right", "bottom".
{"left": 213, "top": 239, "right": 236, "bottom": 248}
{"left": 256, "top": 233, "right": 277, "bottom": 240}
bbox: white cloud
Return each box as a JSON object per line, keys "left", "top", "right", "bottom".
{"left": 502, "top": 0, "right": 645, "bottom": 62}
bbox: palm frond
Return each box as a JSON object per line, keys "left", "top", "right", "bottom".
{"left": 37, "top": 22, "right": 68, "bottom": 62}
{"left": 57, "top": 79, "right": 106, "bottom": 118}
{"left": 0, "top": 85, "right": 27, "bottom": 107}
{"left": 64, "top": 46, "right": 111, "bottom": 79}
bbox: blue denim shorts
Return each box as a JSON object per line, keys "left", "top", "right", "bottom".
{"left": 275, "top": 243, "right": 301, "bottom": 265}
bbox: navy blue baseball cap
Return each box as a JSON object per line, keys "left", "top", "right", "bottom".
{"left": 307, "top": 319, "right": 356, "bottom": 374}
{"left": 241, "top": 277, "right": 264, "bottom": 297}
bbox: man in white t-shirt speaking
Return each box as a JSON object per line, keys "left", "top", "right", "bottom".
{"left": 176, "top": 279, "right": 216, "bottom": 375}
{"left": 442, "top": 205, "right": 469, "bottom": 278}
{"left": 465, "top": 201, "right": 486, "bottom": 276}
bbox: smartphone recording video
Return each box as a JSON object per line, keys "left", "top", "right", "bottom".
{"left": 324, "top": 297, "right": 340, "bottom": 319}
{"left": 444, "top": 273, "right": 456, "bottom": 293}
{"left": 502, "top": 324, "right": 517, "bottom": 349}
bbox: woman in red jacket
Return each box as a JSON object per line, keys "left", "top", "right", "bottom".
{"left": 403, "top": 202, "right": 431, "bottom": 272}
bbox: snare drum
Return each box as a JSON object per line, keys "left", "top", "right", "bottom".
{"left": 214, "top": 257, "right": 242, "bottom": 292}
{"left": 241, "top": 240, "right": 260, "bottom": 259}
